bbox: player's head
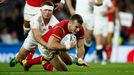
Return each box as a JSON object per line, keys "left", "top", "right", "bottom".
{"left": 40, "top": 1, "right": 54, "bottom": 19}
{"left": 68, "top": 14, "right": 83, "bottom": 34}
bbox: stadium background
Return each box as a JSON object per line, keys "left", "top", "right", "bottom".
{"left": 0, "top": 0, "right": 134, "bottom": 74}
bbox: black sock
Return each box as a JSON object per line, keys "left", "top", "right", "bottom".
{"left": 96, "top": 49, "right": 103, "bottom": 61}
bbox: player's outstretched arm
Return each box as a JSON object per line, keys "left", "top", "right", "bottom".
{"left": 76, "top": 38, "right": 88, "bottom": 66}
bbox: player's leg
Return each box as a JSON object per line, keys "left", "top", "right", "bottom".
{"left": 9, "top": 37, "right": 37, "bottom": 67}
{"left": 26, "top": 48, "right": 36, "bottom": 60}
{"left": 101, "top": 23, "right": 109, "bottom": 64}
{"left": 9, "top": 47, "right": 30, "bottom": 67}
{"left": 22, "top": 55, "right": 44, "bottom": 71}
{"left": 94, "top": 34, "right": 104, "bottom": 62}
{"left": 84, "top": 29, "right": 93, "bottom": 59}
{"left": 93, "top": 20, "right": 104, "bottom": 63}
{"left": 105, "top": 21, "right": 114, "bottom": 60}
{"left": 50, "top": 54, "right": 68, "bottom": 71}
{"left": 82, "top": 14, "right": 94, "bottom": 59}
{"left": 23, "top": 3, "right": 40, "bottom": 36}
{"left": 23, "top": 3, "right": 31, "bottom": 36}
{"left": 23, "top": 20, "right": 30, "bottom": 36}
{"left": 59, "top": 51, "right": 73, "bottom": 65}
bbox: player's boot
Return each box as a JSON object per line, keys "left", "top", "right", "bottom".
{"left": 22, "top": 60, "right": 32, "bottom": 71}
{"left": 42, "top": 61, "right": 54, "bottom": 71}
{"left": 76, "top": 58, "right": 88, "bottom": 66}
{"left": 9, "top": 57, "right": 18, "bottom": 67}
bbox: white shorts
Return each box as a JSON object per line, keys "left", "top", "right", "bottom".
{"left": 22, "top": 36, "right": 38, "bottom": 51}
{"left": 76, "top": 11, "right": 94, "bottom": 30}
{"left": 24, "top": 3, "right": 40, "bottom": 21}
{"left": 108, "top": 21, "right": 114, "bottom": 33}
{"left": 38, "top": 44, "right": 58, "bottom": 60}
{"left": 93, "top": 16, "right": 109, "bottom": 37}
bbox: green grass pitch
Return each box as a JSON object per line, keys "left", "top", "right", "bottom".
{"left": 0, "top": 63, "right": 134, "bottom": 75}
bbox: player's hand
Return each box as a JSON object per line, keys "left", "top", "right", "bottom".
{"left": 65, "top": 40, "right": 76, "bottom": 50}
{"left": 76, "top": 58, "right": 88, "bottom": 66}
{"left": 70, "top": 10, "right": 76, "bottom": 16}
{"left": 69, "top": 40, "right": 76, "bottom": 49}
{"left": 23, "top": 27, "right": 30, "bottom": 36}
{"left": 54, "top": 3, "right": 64, "bottom": 11}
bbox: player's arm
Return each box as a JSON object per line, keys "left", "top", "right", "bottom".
{"left": 47, "top": 35, "right": 66, "bottom": 51}
{"left": 76, "top": 38, "right": 85, "bottom": 59}
{"left": 47, "top": 25, "right": 76, "bottom": 51}
{"left": 101, "top": 0, "right": 116, "bottom": 16}
{"left": 76, "top": 37, "right": 88, "bottom": 66}
{"left": 66, "top": 0, "right": 75, "bottom": 15}
{"left": 47, "top": 35, "right": 76, "bottom": 51}
{"left": 30, "top": 15, "right": 48, "bottom": 48}
{"left": 54, "top": 0, "right": 65, "bottom": 11}
{"left": 32, "top": 28, "right": 47, "bottom": 48}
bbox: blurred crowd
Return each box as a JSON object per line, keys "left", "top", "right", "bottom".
{"left": 0, "top": 0, "right": 25, "bottom": 44}
{"left": 0, "top": 0, "right": 134, "bottom": 45}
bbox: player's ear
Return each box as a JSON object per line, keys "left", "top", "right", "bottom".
{"left": 40, "top": 9, "right": 42, "bottom": 12}
{"left": 69, "top": 20, "right": 73, "bottom": 25}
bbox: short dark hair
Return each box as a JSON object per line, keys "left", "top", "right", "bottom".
{"left": 70, "top": 14, "right": 83, "bottom": 24}
{"left": 41, "top": 1, "right": 54, "bottom": 7}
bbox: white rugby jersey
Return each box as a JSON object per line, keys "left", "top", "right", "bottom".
{"left": 27, "top": 11, "right": 59, "bottom": 41}
{"left": 94, "top": 0, "right": 112, "bottom": 16}
{"left": 76, "top": 0, "right": 94, "bottom": 14}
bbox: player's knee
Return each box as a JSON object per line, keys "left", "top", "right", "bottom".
{"left": 65, "top": 59, "right": 73, "bottom": 65}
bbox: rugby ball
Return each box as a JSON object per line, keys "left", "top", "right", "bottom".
{"left": 60, "top": 34, "right": 77, "bottom": 45}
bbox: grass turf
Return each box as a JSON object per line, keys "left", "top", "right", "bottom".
{"left": 0, "top": 63, "right": 134, "bottom": 75}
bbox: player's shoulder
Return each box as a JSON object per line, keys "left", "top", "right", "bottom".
{"left": 55, "top": 20, "right": 68, "bottom": 27}
{"left": 61, "top": 20, "right": 69, "bottom": 23}
{"left": 57, "top": 20, "right": 69, "bottom": 26}
{"left": 50, "top": 15, "right": 59, "bottom": 24}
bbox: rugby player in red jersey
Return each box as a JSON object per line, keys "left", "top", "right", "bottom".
{"left": 22, "top": 14, "right": 88, "bottom": 71}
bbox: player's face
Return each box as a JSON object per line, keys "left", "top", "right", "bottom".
{"left": 70, "top": 20, "right": 82, "bottom": 35}
{"left": 41, "top": 9, "right": 53, "bottom": 19}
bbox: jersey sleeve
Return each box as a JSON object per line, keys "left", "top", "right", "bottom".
{"left": 51, "top": 26, "right": 64, "bottom": 40}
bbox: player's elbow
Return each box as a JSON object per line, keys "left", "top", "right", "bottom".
{"left": 47, "top": 44, "right": 55, "bottom": 50}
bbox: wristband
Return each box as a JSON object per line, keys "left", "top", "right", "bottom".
{"left": 65, "top": 44, "right": 70, "bottom": 50}
{"left": 23, "top": 26, "right": 30, "bottom": 31}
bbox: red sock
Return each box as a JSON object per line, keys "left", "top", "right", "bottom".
{"left": 27, "top": 55, "right": 44, "bottom": 65}
{"left": 42, "top": 61, "right": 54, "bottom": 71}
{"left": 105, "top": 45, "right": 112, "bottom": 60}
{"left": 26, "top": 49, "right": 35, "bottom": 60}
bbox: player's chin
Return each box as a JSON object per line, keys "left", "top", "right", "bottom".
{"left": 72, "top": 32, "right": 77, "bottom": 35}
